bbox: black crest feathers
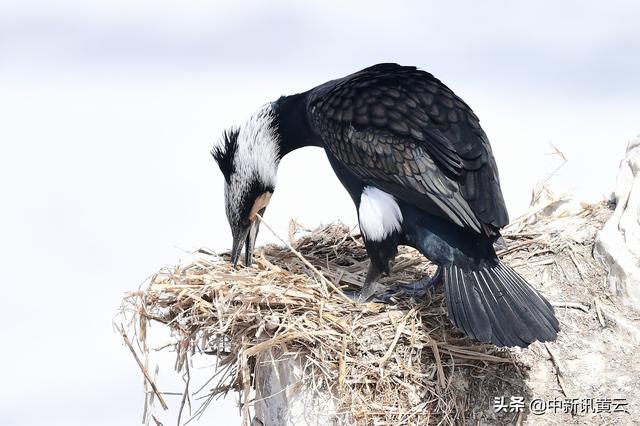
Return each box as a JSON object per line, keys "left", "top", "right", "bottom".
{"left": 211, "top": 128, "right": 239, "bottom": 183}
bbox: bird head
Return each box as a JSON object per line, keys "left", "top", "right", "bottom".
{"left": 211, "top": 104, "right": 280, "bottom": 267}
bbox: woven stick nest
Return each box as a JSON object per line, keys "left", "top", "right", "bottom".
{"left": 119, "top": 193, "right": 610, "bottom": 425}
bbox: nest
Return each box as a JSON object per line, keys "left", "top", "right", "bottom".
{"left": 119, "top": 193, "right": 612, "bottom": 425}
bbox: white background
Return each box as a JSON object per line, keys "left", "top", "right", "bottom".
{"left": 1, "top": 1, "right": 639, "bottom": 424}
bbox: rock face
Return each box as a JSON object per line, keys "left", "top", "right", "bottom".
{"left": 595, "top": 135, "right": 640, "bottom": 310}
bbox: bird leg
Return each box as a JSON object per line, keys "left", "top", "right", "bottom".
{"left": 345, "top": 262, "right": 384, "bottom": 303}
{"left": 397, "top": 266, "right": 442, "bottom": 297}
{"left": 376, "top": 266, "right": 442, "bottom": 301}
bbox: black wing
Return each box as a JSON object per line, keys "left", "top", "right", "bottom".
{"left": 307, "top": 63, "right": 508, "bottom": 234}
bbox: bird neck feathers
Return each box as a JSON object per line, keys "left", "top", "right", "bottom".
{"left": 212, "top": 103, "right": 281, "bottom": 188}
{"left": 233, "top": 103, "right": 281, "bottom": 188}
{"left": 211, "top": 104, "right": 281, "bottom": 224}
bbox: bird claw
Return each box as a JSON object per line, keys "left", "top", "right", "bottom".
{"left": 343, "top": 289, "right": 377, "bottom": 303}
{"left": 381, "top": 267, "right": 443, "bottom": 300}
{"left": 343, "top": 290, "right": 367, "bottom": 303}
{"left": 345, "top": 267, "right": 443, "bottom": 303}
{"left": 398, "top": 276, "right": 439, "bottom": 296}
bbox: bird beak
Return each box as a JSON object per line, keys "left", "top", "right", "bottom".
{"left": 230, "top": 224, "right": 251, "bottom": 267}
{"left": 230, "top": 207, "right": 266, "bottom": 267}
{"left": 244, "top": 215, "right": 261, "bottom": 266}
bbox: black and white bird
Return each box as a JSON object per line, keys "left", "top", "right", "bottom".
{"left": 212, "top": 63, "right": 559, "bottom": 347}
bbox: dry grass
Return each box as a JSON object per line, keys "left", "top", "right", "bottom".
{"left": 118, "top": 193, "right": 613, "bottom": 425}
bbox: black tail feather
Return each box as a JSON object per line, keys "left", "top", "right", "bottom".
{"left": 444, "top": 262, "right": 559, "bottom": 347}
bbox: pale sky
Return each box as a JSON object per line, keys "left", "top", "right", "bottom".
{"left": 1, "top": 1, "right": 639, "bottom": 425}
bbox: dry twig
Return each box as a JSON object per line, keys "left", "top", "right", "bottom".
{"left": 550, "top": 301, "right": 590, "bottom": 312}
{"left": 118, "top": 325, "right": 168, "bottom": 410}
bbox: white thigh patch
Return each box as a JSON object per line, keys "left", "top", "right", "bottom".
{"left": 358, "top": 186, "right": 403, "bottom": 241}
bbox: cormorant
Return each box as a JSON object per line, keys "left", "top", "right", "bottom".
{"left": 211, "top": 63, "right": 559, "bottom": 347}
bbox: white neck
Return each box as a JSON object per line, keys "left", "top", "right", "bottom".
{"left": 234, "top": 103, "right": 281, "bottom": 189}
{"left": 223, "top": 104, "right": 281, "bottom": 225}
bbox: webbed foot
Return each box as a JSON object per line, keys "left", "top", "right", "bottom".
{"left": 380, "top": 266, "right": 442, "bottom": 300}
{"left": 399, "top": 266, "right": 442, "bottom": 295}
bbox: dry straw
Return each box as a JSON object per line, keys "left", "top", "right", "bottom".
{"left": 119, "top": 192, "right": 602, "bottom": 425}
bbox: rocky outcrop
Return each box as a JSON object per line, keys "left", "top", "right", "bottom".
{"left": 595, "top": 135, "right": 640, "bottom": 310}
